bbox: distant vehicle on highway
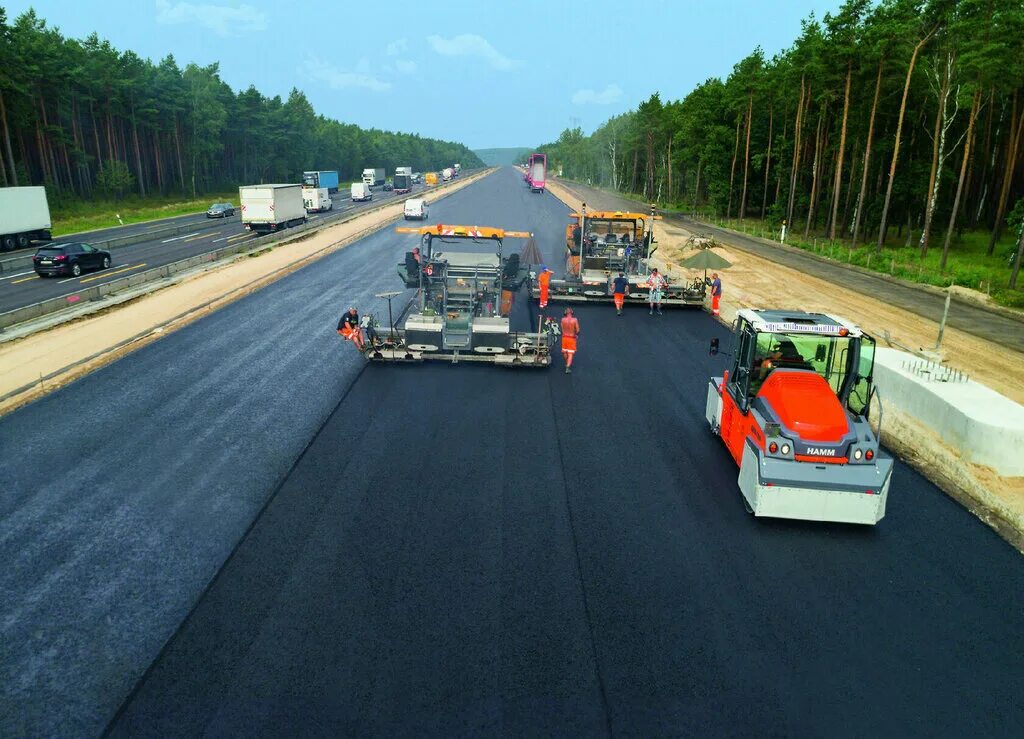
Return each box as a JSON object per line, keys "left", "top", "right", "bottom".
{"left": 33, "top": 242, "right": 111, "bottom": 277}
{"left": 442, "top": 168, "right": 453, "bottom": 182}
{"left": 382, "top": 181, "right": 394, "bottom": 192}
{"left": 403, "top": 198, "right": 428, "bottom": 220}
{"left": 362, "top": 167, "right": 386, "bottom": 187}
{"left": 302, "top": 187, "right": 333, "bottom": 213}
{"left": 302, "top": 170, "right": 340, "bottom": 194}
{"left": 206, "top": 202, "right": 236, "bottom": 218}
{"left": 239, "top": 184, "right": 306, "bottom": 233}
{"left": 425, "top": 172, "right": 438, "bottom": 186}
{"left": 351, "top": 182, "right": 373, "bottom": 202}
{"left": 412, "top": 172, "right": 422, "bottom": 183}
{"left": 1, "top": 185, "right": 52, "bottom": 251}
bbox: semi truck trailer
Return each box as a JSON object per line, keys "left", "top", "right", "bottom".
{"left": 239, "top": 184, "right": 306, "bottom": 233}
{"left": 1, "top": 186, "right": 52, "bottom": 251}
{"left": 362, "top": 168, "right": 386, "bottom": 187}
{"left": 393, "top": 174, "right": 412, "bottom": 194}
{"left": 302, "top": 170, "right": 340, "bottom": 193}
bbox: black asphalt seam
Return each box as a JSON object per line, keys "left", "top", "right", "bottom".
{"left": 547, "top": 371, "right": 615, "bottom": 738}
{"left": 101, "top": 360, "right": 370, "bottom": 736}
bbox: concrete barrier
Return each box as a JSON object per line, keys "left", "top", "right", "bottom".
{"left": 873, "top": 348, "right": 1024, "bottom": 477}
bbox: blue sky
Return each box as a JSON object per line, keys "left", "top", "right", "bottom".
{"left": 5, "top": 0, "right": 844, "bottom": 149}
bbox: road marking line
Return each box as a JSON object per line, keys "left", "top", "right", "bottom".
{"left": 11, "top": 274, "right": 40, "bottom": 284}
{"left": 161, "top": 232, "right": 200, "bottom": 243}
{"left": 226, "top": 232, "right": 253, "bottom": 242}
{"left": 184, "top": 231, "right": 217, "bottom": 242}
{"left": 0, "top": 270, "right": 36, "bottom": 281}
{"left": 77, "top": 263, "right": 146, "bottom": 284}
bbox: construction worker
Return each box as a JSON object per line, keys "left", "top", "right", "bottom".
{"left": 538, "top": 265, "right": 553, "bottom": 309}
{"left": 337, "top": 307, "right": 365, "bottom": 351}
{"left": 646, "top": 268, "right": 667, "bottom": 315}
{"left": 612, "top": 271, "right": 629, "bottom": 315}
{"left": 708, "top": 271, "right": 722, "bottom": 316}
{"left": 560, "top": 307, "right": 580, "bottom": 374}
{"left": 412, "top": 246, "right": 422, "bottom": 264}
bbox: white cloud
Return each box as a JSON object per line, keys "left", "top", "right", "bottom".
{"left": 572, "top": 84, "right": 623, "bottom": 105}
{"left": 386, "top": 38, "right": 408, "bottom": 56}
{"left": 426, "top": 34, "right": 521, "bottom": 70}
{"left": 301, "top": 57, "right": 391, "bottom": 92}
{"left": 155, "top": 0, "right": 267, "bottom": 37}
{"left": 394, "top": 59, "right": 417, "bottom": 74}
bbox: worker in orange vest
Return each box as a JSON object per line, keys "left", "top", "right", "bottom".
{"left": 537, "top": 266, "right": 553, "bottom": 309}
{"left": 337, "top": 307, "right": 365, "bottom": 350}
{"left": 560, "top": 307, "right": 580, "bottom": 374}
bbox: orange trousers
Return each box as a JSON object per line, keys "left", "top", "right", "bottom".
{"left": 712, "top": 294, "right": 720, "bottom": 315}
{"left": 613, "top": 292, "right": 625, "bottom": 310}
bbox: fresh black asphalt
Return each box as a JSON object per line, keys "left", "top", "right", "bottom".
{"left": 559, "top": 181, "right": 1024, "bottom": 354}
{"left": 1, "top": 169, "right": 1021, "bottom": 736}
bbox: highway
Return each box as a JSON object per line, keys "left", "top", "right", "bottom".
{"left": 1, "top": 169, "right": 1021, "bottom": 736}
{"left": 0, "top": 186, "right": 424, "bottom": 315}
{"left": 557, "top": 181, "right": 1024, "bottom": 354}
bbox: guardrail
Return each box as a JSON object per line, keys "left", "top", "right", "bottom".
{"left": 0, "top": 171, "right": 489, "bottom": 332}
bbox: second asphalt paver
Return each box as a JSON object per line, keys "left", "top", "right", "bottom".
{"left": 2, "top": 169, "right": 1022, "bottom": 736}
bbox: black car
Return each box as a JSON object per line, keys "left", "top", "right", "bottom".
{"left": 206, "top": 202, "right": 236, "bottom": 218}
{"left": 33, "top": 243, "right": 112, "bottom": 277}
{"left": 382, "top": 182, "right": 394, "bottom": 192}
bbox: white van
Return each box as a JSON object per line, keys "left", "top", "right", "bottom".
{"left": 302, "top": 187, "right": 332, "bottom": 212}
{"left": 403, "top": 198, "right": 428, "bottom": 220}
{"left": 351, "top": 182, "right": 373, "bottom": 202}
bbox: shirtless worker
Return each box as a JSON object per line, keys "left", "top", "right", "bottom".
{"left": 611, "top": 271, "right": 629, "bottom": 315}
{"left": 560, "top": 307, "right": 580, "bottom": 374}
{"left": 537, "top": 265, "right": 553, "bottom": 309}
{"left": 337, "top": 306, "right": 365, "bottom": 351}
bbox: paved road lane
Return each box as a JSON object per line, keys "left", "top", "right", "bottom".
{"left": 111, "top": 170, "right": 1023, "bottom": 735}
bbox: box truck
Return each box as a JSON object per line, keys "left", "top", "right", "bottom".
{"left": 239, "top": 184, "right": 306, "bottom": 233}
{"left": 1, "top": 186, "right": 52, "bottom": 251}
{"left": 362, "top": 168, "right": 386, "bottom": 187}
{"left": 302, "top": 170, "right": 340, "bottom": 193}
{"left": 302, "top": 187, "right": 333, "bottom": 213}
{"left": 527, "top": 153, "right": 547, "bottom": 192}
{"left": 395, "top": 166, "right": 412, "bottom": 178}
{"left": 351, "top": 182, "right": 373, "bottom": 201}
{"left": 393, "top": 173, "right": 412, "bottom": 194}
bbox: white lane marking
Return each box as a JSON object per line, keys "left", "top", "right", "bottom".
{"left": 161, "top": 232, "right": 201, "bottom": 243}
{"left": 0, "top": 270, "right": 36, "bottom": 281}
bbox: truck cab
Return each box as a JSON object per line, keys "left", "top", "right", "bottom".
{"left": 706, "top": 309, "right": 893, "bottom": 525}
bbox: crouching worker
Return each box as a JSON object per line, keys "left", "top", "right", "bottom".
{"left": 337, "top": 306, "right": 365, "bottom": 351}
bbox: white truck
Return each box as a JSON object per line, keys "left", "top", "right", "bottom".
{"left": 1, "top": 186, "right": 52, "bottom": 251}
{"left": 453, "top": 163, "right": 462, "bottom": 176}
{"left": 239, "top": 184, "right": 306, "bottom": 234}
{"left": 442, "top": 167, "right": 454, "bottom": 182}
{"left": 362, "top": 168, "right": 386, "bottom": 187}
{"left": 395, "top": 166, "right": 412, "bottom": 178}
{"left": 351, "top": 182, "right": 373, "bottom": 202}
{"left": 302, "top": 187, "right": 333, "bottom": 213}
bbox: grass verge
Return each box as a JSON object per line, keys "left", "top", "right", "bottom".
{"left": 51, "top": 191, "right": 238, "bottom": 236}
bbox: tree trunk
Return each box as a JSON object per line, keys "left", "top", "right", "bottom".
{"left": 971, "top": 88, "right": 997, "bottom": 227}
{"left": 739, "top": 90, "right": 754, "bottom": 220}
{"left": 804, "top": 110, "right": 824, "bottom": 239}
{"left": 667, "top": 137, "right": 673, "bottom": 200}
{"left": 0, "top": 91, "right": 18, "bottom": 185}
{"left": 853, "top": 59, "right": 884, "bottom": 246}
{"left": 842, "top": 142, "right": 859, "bottom": 235}
{"left": 786, "top": 77, "right": 807, "bottom": 226}
{"left": 727, "top": 112, "right": 742, "bottom": 217}
{"left": 174, "top": 115, "right": 186, "bottom": 191}
{"left": 130, "top": 97, "right": 146, "bottom": 197}
{"left": 89, "top": 101, "right": 103, "bottom": 172}
{"left": 828, "top": 63, "right": 853, "bottom": 241}
{"left": 941, "top": 90, "right": 981, "bottom": 270}
{"left": 877, "top": 29, "right": 935, "bottom": 252}
{"left": 761, "top": 102, "right": 774, "bottom": 218}
{"left": 694, "top": 156, "right": 703, "bottom": 205}
{"left": 1010, "top": 221, "right": 1024, "bottom": 289}
{"left": 987, "top": 92, "right": 1024, "bottom": 254}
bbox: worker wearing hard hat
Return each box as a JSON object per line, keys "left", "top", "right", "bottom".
{"left": 537, "top": 266, "right": 553, "bottom": 309}
{"left": 337, "top": 307, "right": 365, "bottom": 351}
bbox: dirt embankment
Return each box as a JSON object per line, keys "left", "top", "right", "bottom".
{"left": 0, "top": 172, "right": 492, "bottom": 416}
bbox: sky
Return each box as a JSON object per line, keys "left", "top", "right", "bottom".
{"left": 5, "top": 0, "right": 845, "bottom": 149}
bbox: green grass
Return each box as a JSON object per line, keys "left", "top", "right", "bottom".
{"left": 51, "top": 190, "right": 238, "bottom": 236}
{"left": 704, "top": 215, "right": 1024, "bottom": 310}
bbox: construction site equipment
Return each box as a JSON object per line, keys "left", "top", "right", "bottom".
{"left": 358, "top": 224, "right": 555, "bottom": 366}
{"left": 526, "top": 153, "right": 547, "bottom": 192}
{"left": 530, "top": 203, "right": 705, "bottom": 307}
{"left": 705, "top": 309, "right": 893, "bottom": 525}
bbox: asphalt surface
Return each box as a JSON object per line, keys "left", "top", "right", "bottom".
{"left": 0, "top": 186, "right": 424, "bottom": 315}
{"left": 1, "top": 169, "right": 1022, "bottom": 736}
{"left": 558, "top": 181, "right": 1024, "bottom": 354}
